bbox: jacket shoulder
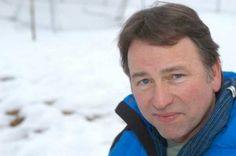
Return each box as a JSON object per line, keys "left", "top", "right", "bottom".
{"left": 223, "top": 71, "right": 236, "bottom": 79}
{"left": 109, "top": 97, "right": 157, "bottom": 156}
{"left": 205, "top": 100, "right": 236, "bottom": 155}
{"left": 109, "top": 128, "right": 148, "bottom": 156}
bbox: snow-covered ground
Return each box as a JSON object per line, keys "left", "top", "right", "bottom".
{"left": 0, "top": 0, "right": 236, "bottom": 156}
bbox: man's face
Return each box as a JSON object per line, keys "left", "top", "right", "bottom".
{"left": 128, "top": 38, "right": 221, "bottom": 143}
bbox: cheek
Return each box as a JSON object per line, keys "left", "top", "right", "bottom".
{"left": 177, "top": 78, "right": 209, "bottom": 100}
{"left": 177, "top": 82, "right": 214, "bottom": 113}
{"left": 134, "top": 92, "right": 147, "bottom": 107}
{"left": 133, "top": 91, "right": 152, "bottom": 113}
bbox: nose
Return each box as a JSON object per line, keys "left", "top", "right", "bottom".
{"left": 151, "top": 84, "right": 173, "bottom": 110}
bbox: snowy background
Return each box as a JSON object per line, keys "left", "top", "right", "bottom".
{"left": 0, "top": 0, "right": 236, "bottom": 155}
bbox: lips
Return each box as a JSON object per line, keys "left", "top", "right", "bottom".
{"left": 153, "top": 112, "right": 180, "bottom": 123}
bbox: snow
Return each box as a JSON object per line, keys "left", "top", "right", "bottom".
{"left": 0, "top": 0, "right": 236, "bottom": 156}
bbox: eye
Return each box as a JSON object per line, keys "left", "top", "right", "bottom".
{"left": 171, "top": 73, "right": 186, "bottom": 83}
{"left": 172, "top": 73, "right": 185, "bottom": 80}
{"left": 137, "top": 78, "right": 151, "bottom": 86}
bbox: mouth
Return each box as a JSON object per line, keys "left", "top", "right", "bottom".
{"left": 153, "top": 112, "right": 181, "bottom": 123}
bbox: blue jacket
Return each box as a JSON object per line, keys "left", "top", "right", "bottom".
{"left": 109, "top": 72, "right": 236, "bottom": 156}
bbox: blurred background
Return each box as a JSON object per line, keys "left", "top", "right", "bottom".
{"left": 0, "top": 0, "right": 236, "bottom": 156}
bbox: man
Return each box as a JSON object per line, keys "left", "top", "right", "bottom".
{"left": 109, "top": 2, "right": 236, "bottom": 156}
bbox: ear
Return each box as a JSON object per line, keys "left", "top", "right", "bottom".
{"left": 211, "top": 59, "right": 222, "bottom": 92}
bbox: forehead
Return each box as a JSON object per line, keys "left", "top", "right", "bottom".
{"left": 127, "top": 38, "right": 204, "bottom": 75}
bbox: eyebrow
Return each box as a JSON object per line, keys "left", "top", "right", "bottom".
{"left": 131, "top": 72, "right": 148, "bottom": 79}
{"left": 160, "top": 65, "right": 188, "bottom": 75}
{"left": 131, "top": 65, "right": 187, "bottom": 79}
